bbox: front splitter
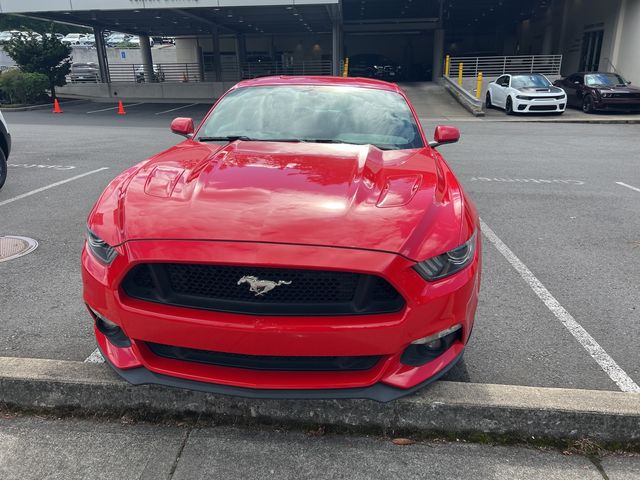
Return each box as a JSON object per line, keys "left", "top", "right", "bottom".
{"left": 99, "top": 345, "right": 464, "bottom": 403}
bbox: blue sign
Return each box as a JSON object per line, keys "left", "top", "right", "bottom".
{"left": 121, "top": 51, "right": 126, "bottom": 59}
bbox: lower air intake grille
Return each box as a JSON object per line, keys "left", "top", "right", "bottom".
{"left": 122, "top": 263, "right": 405, "bottom": 316}
{"left": 146, "top": 342, "right": 382, "bottom": 371}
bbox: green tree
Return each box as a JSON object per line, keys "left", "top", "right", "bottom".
{"left": 4, "top": 32, "right": 72, "bottom": 99}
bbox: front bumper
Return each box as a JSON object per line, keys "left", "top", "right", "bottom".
{"left": 83, "top": 239, "right": 480, "bottom": 399}
{"left": 513, "top": 96, "right": 566, "bottom": 113}
{"left": 97, "top": 336, "right": 465, "bottom": 402}
{"left": 594, "top": 98, "right": 640, "bottom": 111}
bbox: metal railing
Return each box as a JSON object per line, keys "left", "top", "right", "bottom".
{"left": 67, "top": 59, "right": 334, "bottom": 84}
{"left": 108, "top": 63, "right": 202, "bottom": 83}
{"left": 445, "top": 55, "right": 563, "bottom": 78}
{"left": 219, "top": 59, "right": 333, "bottom": 82}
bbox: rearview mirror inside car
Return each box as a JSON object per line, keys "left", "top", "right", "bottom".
{"left": 170, "top": 117, "right": 194, "bottom": 138}
{"left": 429, "top": 125, "right": 460, "bottom": 148}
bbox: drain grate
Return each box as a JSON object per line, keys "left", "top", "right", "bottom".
{"left": 0, "top": 236, "right": 38, "bottom": 262}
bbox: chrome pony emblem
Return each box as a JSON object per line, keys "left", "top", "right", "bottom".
{"left": 237, "top": 275, "right": 292, "bottom": 296}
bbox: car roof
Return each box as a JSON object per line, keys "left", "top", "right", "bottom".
{"left": 232, "top": 76, "right": 403, "bottom": 93}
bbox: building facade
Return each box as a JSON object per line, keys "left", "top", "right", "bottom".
{"left": 0, "top": 0, "right": 638, "bottom": 84}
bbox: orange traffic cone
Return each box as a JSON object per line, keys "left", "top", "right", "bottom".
{"left": 117, "top": 100, "right": 126, "bottom": 115}
{"left": 53, "top": 98, "right": 63, "bottom": 114}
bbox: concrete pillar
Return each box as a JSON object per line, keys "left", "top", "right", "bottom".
{"left": 212, "top": 29, "right": 222, "bottom": 81}
{"left": 93, "top": 27, "right": 110, "bottom": 83}
{"left": 332, "top": 19, "right": 343, "bottom": 76}
{"left": 235, "top": 33, "right": 246, "bottom": 79}
{"left": 139, "top": 34, "right": 154, "bottom": 83}
{"left": 197, "top": 45, "right": 205, "bottom": 82}
{"left": 432, "top": 28, "right": 445, "bottom": 81}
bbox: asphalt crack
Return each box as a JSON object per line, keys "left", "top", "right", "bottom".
{"left": 168, "top": 427, "right": 192, "bottom": 480}
{"left": 588, "top": 455, "right": 610, "bottom": 480}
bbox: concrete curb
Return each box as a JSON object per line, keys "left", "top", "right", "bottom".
{"left": 1, "top": 357, "right": 638, "bottom": 443}
{"left": 443, "top": 81, "right": 485, "bottom": 117}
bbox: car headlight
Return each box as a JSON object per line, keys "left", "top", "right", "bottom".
{"left": 413, "top": 231, "right": 477, "bottom": 281}
{"left": 86, "top": 228, "right": 118, "bottom": 265}
{"left": 601, "top": 92, "right": 611, "bottom": 98}
{"left": 516, "top": 95, "right": 532, "bottom": 100}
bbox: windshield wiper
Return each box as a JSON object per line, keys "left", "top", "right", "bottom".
{"left": 198, "top": 135, "right": 254, "bottom": 142}
{"left": 303, "top": 139, "right": 364, "bottom": 146}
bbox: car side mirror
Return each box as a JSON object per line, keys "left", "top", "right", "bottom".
{"left": 429, "top": 125, "right": 460, "bottom": 148}
{"left": 627, "top": 81, "right": 632, "bottom": 85}
{"left": 170, "top": 117, "right": 194, "bottom": 138}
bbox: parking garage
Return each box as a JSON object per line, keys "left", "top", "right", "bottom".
{"left": 1, "top": 0, "right": 639, "bottom": 100}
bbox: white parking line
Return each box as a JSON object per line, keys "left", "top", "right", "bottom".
{"left": 87, "top": 102, "right": 144, "bottom": 114}
{"left": 0, "top": 168, "right": 109, "bottom": 207}
{"left": 84, "top": 348, "right": 105, "bottom": 364}
{"left": 480, "top": 218, "right": 640, "bottom": 393}
{"left": 154, "top": 103, "right": 199, "bottom": 115}
{"left": 616, "top": 182, "right": 640, "bottom": 193}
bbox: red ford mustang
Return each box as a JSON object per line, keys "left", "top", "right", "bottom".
{"left": 82, "top": 76, "right": 481, "bottom": 401}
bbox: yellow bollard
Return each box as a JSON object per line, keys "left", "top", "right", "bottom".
{"left": 476, "top": 72, "right": 483, "bottom": 99}
{"left": 444, "top": 55, "right": 450, "bottom": 77}
{"left": 343, "top": 58, "right": 350, "bottom": 78}
{"left": 458, "top": 63, "right": 463, "bottom": 86}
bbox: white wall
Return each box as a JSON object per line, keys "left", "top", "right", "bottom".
{"left": 514, "top": 0, "right": 640, "bottom": 79}
{"left": 557, "top": 0, "right": 623, "bottom": 74}
{"left": 615, "top": 0, "right": 640, "bottom": 84}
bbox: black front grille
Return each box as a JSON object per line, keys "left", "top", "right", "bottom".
{"left": 146, "top": 342, "right": 382, "bottom": 371}
{"left": 529, "top": 105, "right": 557, "bottom": 111}
{"left": 122, "top": 263, "right": 405, "bottom": 316}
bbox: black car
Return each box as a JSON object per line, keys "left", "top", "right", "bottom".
{"left": 0, "top": 111, "right": 11, "bottom": 189}
{"left": 348, "top": 54, "right": 404, "bottom": 81}
{"left": 554, "top": 72, "right": 640, "bottom": 113}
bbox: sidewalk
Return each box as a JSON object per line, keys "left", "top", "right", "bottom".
{"left": 1, "top": 414, "right": 638, "bottom": 480}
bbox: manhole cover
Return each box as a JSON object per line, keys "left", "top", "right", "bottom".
{"left": 0, "top": 236, "right": 38, "bottom": 262}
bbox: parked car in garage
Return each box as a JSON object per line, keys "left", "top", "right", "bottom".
{"left": 61, "top": 33, "right": 86, "bottom": 45}
{"left": 0, "top": 110, "right": 11, "bottom": 190}
{"left": 348, "top": 54, "right": 404, "bottom": 81}
{"left": 0, "top": 30, "right": 37, "bottom": 43}
{"left": 486, "top": 73, "right": 566, "bottom": 115}
{"left": 127, "top": 36, "right": 154, "bottom": 48}
{"left": 70, "top": 62, "right": 100, "bottom": 83}
{"left": 553, "top": 72, "right": 640, "bottom": 113}
{"left": 80, "top": 34, "right": 96, "bottom": 46}
{"left": 82, "top": 76, "right": 480, "bottom": 401}
{"left": 106, "top": 32, "right": 131, "bottom": 47}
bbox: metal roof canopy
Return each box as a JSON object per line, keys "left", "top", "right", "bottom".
{"left": 0, "top": 1, "right": 340, "bottom": 36}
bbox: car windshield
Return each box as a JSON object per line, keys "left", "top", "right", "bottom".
{"left": 510, "top": 75, "right": 551, "bottom": 88}
{"left": 585, "top": 73, "right": 626, "bottom": 87}
{"left": 198, "top": 85, "right": 424, "bottom": 150}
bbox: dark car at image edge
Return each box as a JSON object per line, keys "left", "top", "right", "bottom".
{"left": 0, "top": 111, "right": 11, "bottom": 190}
{"left": 554, "top": 72, "right": 640, "bottom": 113}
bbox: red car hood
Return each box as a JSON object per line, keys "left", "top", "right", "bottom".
{"left": 93, "top": 140, "right": 467, "bottom": 261}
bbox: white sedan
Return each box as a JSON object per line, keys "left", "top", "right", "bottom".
{"left": 486, "top": 74, "right": 567, "bottom": 114}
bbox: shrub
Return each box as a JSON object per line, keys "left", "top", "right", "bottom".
{"left": 0, "top": 69, "right": 49, "bottom": 105}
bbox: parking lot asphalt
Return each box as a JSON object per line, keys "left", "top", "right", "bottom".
{"left": 0, "top": 102, "right": 638, "bottom": 393}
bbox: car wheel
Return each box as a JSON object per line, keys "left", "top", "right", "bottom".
{"left": 505, "top": 97, "right": 514, "bottom": 115}
{"left": 582, "top": 96, "right": 595, "bottom": 114}
{"left": 0, "top": 148, "right": 7, "bottom": 190}
{"left": 485, "top": 92, "right": 492, "bottom": 109}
